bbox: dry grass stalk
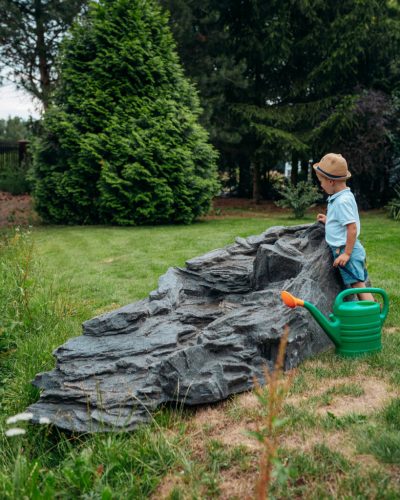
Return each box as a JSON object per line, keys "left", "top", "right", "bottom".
{"left": 252, "top": 325, "right": 295, "bottom": 499}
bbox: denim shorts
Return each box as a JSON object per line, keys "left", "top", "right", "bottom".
{"left": 329, "top": 240, "right": 368, "bottom": 285}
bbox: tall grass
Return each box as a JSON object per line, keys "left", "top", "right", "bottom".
{"left": 0, "top": 229, "right": 188, "bottom": 498}
{"left": 0, "top": 228, "right": 84, "bottom": 415}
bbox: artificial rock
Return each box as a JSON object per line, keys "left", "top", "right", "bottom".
{"left": 28, "top": 223, "right": 343, "bottom": 432}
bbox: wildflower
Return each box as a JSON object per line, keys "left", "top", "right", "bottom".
{"left": 39, "top": 417, "right": 51, "bottom": 424}
{"left": 5, "top": 428, "right": 26, "bottom": 437}
{"left": 6, "top": 412, "right": 33, "bottom": 424}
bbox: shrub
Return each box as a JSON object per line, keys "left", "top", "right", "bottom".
{"left": 263, "top": 169, "right": 286, "bottom": 200}
{"left": 275, "top": 180, "right": 321, "bottom": 218}
{"left": 32, "top": 0, "right": 219, "bottom": 225}
{"left": 386, "top": 185, "right": 400, "bottom": 221}
{"left": 0, "top": 159, "right": 31, "bottom": 195}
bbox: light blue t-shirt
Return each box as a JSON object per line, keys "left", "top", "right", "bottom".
{"left": 325, "top": 188, "right": 360, "bottom": 247}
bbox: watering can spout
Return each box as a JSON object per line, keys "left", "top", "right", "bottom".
{"left": 281, "top": 291, "right": 341, "bottom": 347}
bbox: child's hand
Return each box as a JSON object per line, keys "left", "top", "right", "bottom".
{"left": 317, "top": 213, "right": 326, "bottom": 224}
{"left": 333, "top": 252, "right": 350, "bottom": 267}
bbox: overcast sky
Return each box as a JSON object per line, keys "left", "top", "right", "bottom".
{"left": 0, "top": 81, "right": 41, "bottom": 120}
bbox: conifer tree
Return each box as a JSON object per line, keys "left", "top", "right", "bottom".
{"left": 163, "top": 0, "right": 400, "bottom": 202}
{"left": 32, "top": 0, "right": 219, "bottom": 225}
{"left": 160, "top": 0, "right": 249, "bottom": 194}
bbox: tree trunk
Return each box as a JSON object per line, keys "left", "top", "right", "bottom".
{"left": 238, "top": 156, "right": 251, "bottom": 197}
{"left": 300, "top": 159, "right": 309, "bottom": 181}
{"left": 35, "top": 0, "right": 51, "bottom": 110}
{"left": 252, "top": 161, "right": 261, "bottom": 204}
{"left": 291, "top": 154, "right": 298, "bottom": 185}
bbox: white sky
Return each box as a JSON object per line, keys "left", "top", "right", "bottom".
{"left": 0, "top": 81, "right": 41, "bottom": 120}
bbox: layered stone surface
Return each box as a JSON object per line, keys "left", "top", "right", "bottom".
{"left": 28, "top": 223, "right": 343, "bottom": 432}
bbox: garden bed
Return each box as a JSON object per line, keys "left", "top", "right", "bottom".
{"left": 0, "top": 191, "right": 37, "bottom": 227}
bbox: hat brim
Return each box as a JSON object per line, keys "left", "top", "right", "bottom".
{"left": 313, "top": 164, "right": 351, "bottom": 180}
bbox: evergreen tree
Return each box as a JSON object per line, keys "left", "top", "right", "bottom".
{"left": 311, "top": 90, "right": 395, "bottom": 208}
{"left": 160, "top": 0, "right": 249, "bottom": 194}
{"left": 32, "top": 0, "right": 219, "bottom": 225}
{"left": 163, "top": 0, "right": 400, "bottom": 203}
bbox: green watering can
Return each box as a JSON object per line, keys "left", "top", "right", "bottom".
{"left": 281, "top": 288, "right": 389, "bottom": 357}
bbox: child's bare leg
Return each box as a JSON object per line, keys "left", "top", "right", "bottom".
{"left": 350, "top": 282, "right": 374, "bottom": 301}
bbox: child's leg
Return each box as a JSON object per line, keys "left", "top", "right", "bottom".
{"left": 350, "top": 281, "right": 375, "bottom": 301}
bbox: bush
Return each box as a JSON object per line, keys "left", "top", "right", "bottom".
{"left": 275, "top": 180, "right": 321, "bottom": 218}
{"left": 386, "top": 185, "right": 400, "bottom": 221}
{"left": 0, "top": 159, "right": 31, "bottom": 195}
{"left": 265, "top": 170, "right": 286, "bottom": 200}
{"left": 32, "top": 0, "right": 219, "bottom": 225}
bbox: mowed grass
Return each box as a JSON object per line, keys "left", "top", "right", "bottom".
{"left": 32, "top": 216, "right": 308, "bottom": 313}
{"left": 1, "top": 209, "right": 400, "bottom": 498}
{"left": 32, "top": 210, "right": 400, "bottom": 327}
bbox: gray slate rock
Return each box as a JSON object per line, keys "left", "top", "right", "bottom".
{"left": 28, "top": 223, "right": 343, "bottom": 432}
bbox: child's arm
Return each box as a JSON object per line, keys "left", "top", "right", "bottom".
{"left": 333, "top": 222, "right": 357, "bottom": 267}
{"left": 317, "top": 213, "right": 326, "bottom": 224}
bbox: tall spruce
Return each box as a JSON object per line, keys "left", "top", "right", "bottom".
{"left": 32, "top": 0, "right": 219, "bottom": 225}
{"left": 160, "top": 0, "right": 249, "bottom": 194}
{"left": 163, "top": 0, "right": 400, "bottom": 203}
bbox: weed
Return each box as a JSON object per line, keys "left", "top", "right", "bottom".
{"left": 320, "top": 412, "right": 367, "bottom": 431}
{"left": 353, "top": 396, "right": 400, "bottom": 465}
{"left": 382, "top": 397, "right": 400, "bottom": 430}
{"left": 363, "top": 430, "right": 400, "bottom": 464}
{"left": 249, "top": 326, "right": 295, "bottom": 499}
{"left": 305, "top": 356, "right": 357, "bottom": 379}
{"left": 325, "top": 383, "right": 365, "bottom": 398}
{"left": 308, "top": 382, "right": 365, "bottom": 407}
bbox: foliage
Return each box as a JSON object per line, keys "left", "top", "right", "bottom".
{"left": 0, "top": 0, "right": 87, "bottom": 109}
{"left": 275, "top": 180, "right": 321, "bottom": 218}
{"left": 162, "top": 0, "right": 400, "bottom": 200}
{"left": 159, "top": 0, "right": 248, "bottom": 191}
{"left": 264, "top": 169, "right": 286, "bottom": 200}
{"left": 386, "top": 185, "right": 400, "bottom": 220}
{"left": 388, "top": 91, "right": 400, "bottom": 187}
{"left": 312, "top": 90, "right": 396, "bottom": 209}
{"left": 383, "top": 397, "right": 400, "bottom": 429}
{"left": 32, "top": 0, "right": 219, "bottom": 226}
{"left": 0, "top": 117, "right": 28, "bottom": 141}
{"left": 0, "top": 117, "right": 32, "bottom": 194}
{"left": 0, "top": 158, "right": 31, "bottom": 195}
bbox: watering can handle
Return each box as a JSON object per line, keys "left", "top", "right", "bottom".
{"left": 335, "top": 287, "right": 389, "bottom": 323}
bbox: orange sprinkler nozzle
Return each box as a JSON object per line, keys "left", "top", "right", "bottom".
{"left": 281, "top": 291, "right": 304, "bottom": 308}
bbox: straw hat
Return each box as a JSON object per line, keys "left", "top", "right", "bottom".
{"left": 313, "top": 153, "right": 351, "bottom": 180}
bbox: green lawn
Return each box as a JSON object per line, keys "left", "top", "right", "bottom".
{"left": 32, "top": 216, "right": 308, "bottom": 314}
{"left": 1, "top": 211, "right": 399, "bottom": 498}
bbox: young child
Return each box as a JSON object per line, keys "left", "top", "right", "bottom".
{"left": 313, "top": 153, "right": 374, "bottom": 301}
